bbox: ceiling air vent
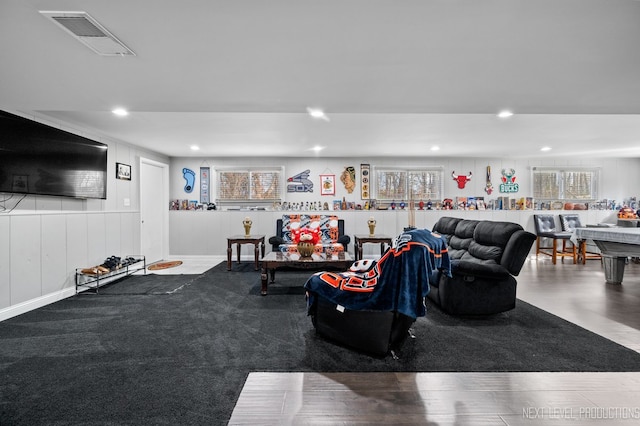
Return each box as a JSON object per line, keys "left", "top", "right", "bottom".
{"left": 39, "top": 11, "right": 135, "bottom": 56}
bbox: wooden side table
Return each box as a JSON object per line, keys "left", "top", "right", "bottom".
{"left": 354, "top": 234, "right": 392, "bottom": 261}
{"left": 227, "top": 235, "right": 265, "bottom": 270}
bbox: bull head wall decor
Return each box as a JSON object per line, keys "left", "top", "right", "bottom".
{"left": 452, "top": 171, "right": 472, "bottom": 189}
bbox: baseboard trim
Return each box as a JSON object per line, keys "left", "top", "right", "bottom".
{"left": 0, "top": 287, "right": 76, "bottom": 322}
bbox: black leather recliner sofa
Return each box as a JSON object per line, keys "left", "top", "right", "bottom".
{"left": 428, "top": 216, "right": 536, "bottom": 315}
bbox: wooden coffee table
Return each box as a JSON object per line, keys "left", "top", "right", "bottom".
{"left": 260, "top": 251, "right": 353, "bottom": 295}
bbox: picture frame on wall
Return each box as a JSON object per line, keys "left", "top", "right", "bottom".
{"left": 320, "top": 174, "right": 335, "bottom": 195}
{"left": 360, "top": 163, "right": 370, "bottom": 200}
{"left": 116, "top": 162, "right": 131, "bottom": 180}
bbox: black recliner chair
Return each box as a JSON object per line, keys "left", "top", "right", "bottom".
{"left": 428, "top": 217, "right": 536, "bottom": 315}
{"left": 304, "top": 228, "right": 451, "bottom": 357}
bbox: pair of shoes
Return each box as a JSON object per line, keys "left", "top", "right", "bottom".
{"left": 121, "top": 257, "right": 138, "bottom": 267}
{"left": 81, "top": 267, "right": 105, "bottom": 276}
{"left": 100, "top": 256, "right": 121, "bottom": 271}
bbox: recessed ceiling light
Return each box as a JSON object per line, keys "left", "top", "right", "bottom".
{"left": 497, "top": 110, "right": 514, "bottom": 119}
{"left": 540, "top": 146, "right": 552, "bottom": 152}
{"left": 310, "top": 146, "right": 325, "bottom": 152}
{"left": 112, "top": 108, "right": 128, "bottom": 116}
{"left": 306, "top": 107, "right": 329, "bottom": 121}
{"left": 430, "top": 146, "right": 440, "bottom": 151}
{"left": 190, "top": 145, "right": 200, "bottom": 151}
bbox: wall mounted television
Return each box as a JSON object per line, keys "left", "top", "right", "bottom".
{"left": 0, "top": 110, "right": 108, "bottom": 199}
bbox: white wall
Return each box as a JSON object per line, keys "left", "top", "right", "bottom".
{"left": 170, "top": 156, "right": 640, "bottom": 208}
{"left": 168, "top": 155, "right": 638, "bottom": 257}
{"left": 0, "top": 111, "right": 169, "bottom": 321}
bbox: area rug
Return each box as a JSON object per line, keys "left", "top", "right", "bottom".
{"left": 147, "top": 260, "right": 183, "bottom": 270}
{"left": 93, "top": 272, "right": 200, "bottom": 295}
{"left": 2, "top": 261, "right": 639, "bottom": 425}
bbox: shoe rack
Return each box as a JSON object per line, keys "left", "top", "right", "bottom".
{"left": 75, "top": 255, "right": 146, "bottom": 294}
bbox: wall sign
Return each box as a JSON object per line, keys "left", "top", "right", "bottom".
{"left": 499, "top": 168, "right": 519, "bottom": 193}
{"left": 287, "top": 169, "right": 313, "bottom": 192}
{"left": 484, "top": 165, "right": 494, "bottom": 195}
{"left": 340, "top": 166, "right": 356, "bottom": 193}
{"left": 451, "top": 171, "right": 472, "bottom": 189}
{"left": 182, "top": 168, "right": 195, "bottom": 193}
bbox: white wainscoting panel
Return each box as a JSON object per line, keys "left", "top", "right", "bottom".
{"left": 119, "top": 212, "right": 137, "bottom": 257}
{"left": 41, "top": 215, "right": 69, "bottom": 294}
{"left": 10, "top": 215, "right": 42, "bottom": 305}
{"left": 86, "top": 214, "right": 107, "bottom": 265}
{"left": 66, "top": 214, "right": 89, "bottom": 275}
{"left": 105, "top": 212, "right": 122, "bottom": 257}
{"left": 0, "top": 216, "right": 10, "bottom": 309}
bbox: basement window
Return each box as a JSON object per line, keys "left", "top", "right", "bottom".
{"left": 532, "top": 167, "right": 599, "bottom": 201}
{"left": 374, "top": 167, "right": 444, "bottom": 201}
{"left": 217, "top": 167, "right": 283, "bottom": 203}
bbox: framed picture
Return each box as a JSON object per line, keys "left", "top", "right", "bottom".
{"left": 320, "top": 174, "right": 335, "bottom": 195}
{"left": 116, "top": 162, "right": 131, "bottom": 180}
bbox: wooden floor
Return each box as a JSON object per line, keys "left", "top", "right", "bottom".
{"left": 227, "top": 256, "right": 640, "bottom": 425}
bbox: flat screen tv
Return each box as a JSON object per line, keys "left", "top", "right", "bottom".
{"left": 0, "top": 110, "right": 108, "bottom": 199}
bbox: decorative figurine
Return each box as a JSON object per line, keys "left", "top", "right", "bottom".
{"left": 367, "top": 216, "right": 376, "bottom": 236}
{"left": 242, "top": 217, "right": 252, "bottom": 237}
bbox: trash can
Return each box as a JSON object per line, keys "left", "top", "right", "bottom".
{"left": 602, "top": 255, "right": 626, "bottom": 284}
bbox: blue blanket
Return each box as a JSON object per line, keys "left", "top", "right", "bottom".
{"left": 304, "top": 228, "right": 451, "bottom": 319}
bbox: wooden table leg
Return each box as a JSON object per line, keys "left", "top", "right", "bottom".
{"left": 236, "top": 243, "right": 241, "bottom": 264}
{"left": 227, "top": 243, "right": 232, "bottom": 270}
{"left": 261, "top": 267, "right": 269, "bottom": 295}
{"left": 254, "top": 243, "right": 260, "bottom": 270}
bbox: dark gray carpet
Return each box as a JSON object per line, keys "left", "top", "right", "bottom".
{"left": 2, "top": 261, "right": 640, "bottom": 425}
